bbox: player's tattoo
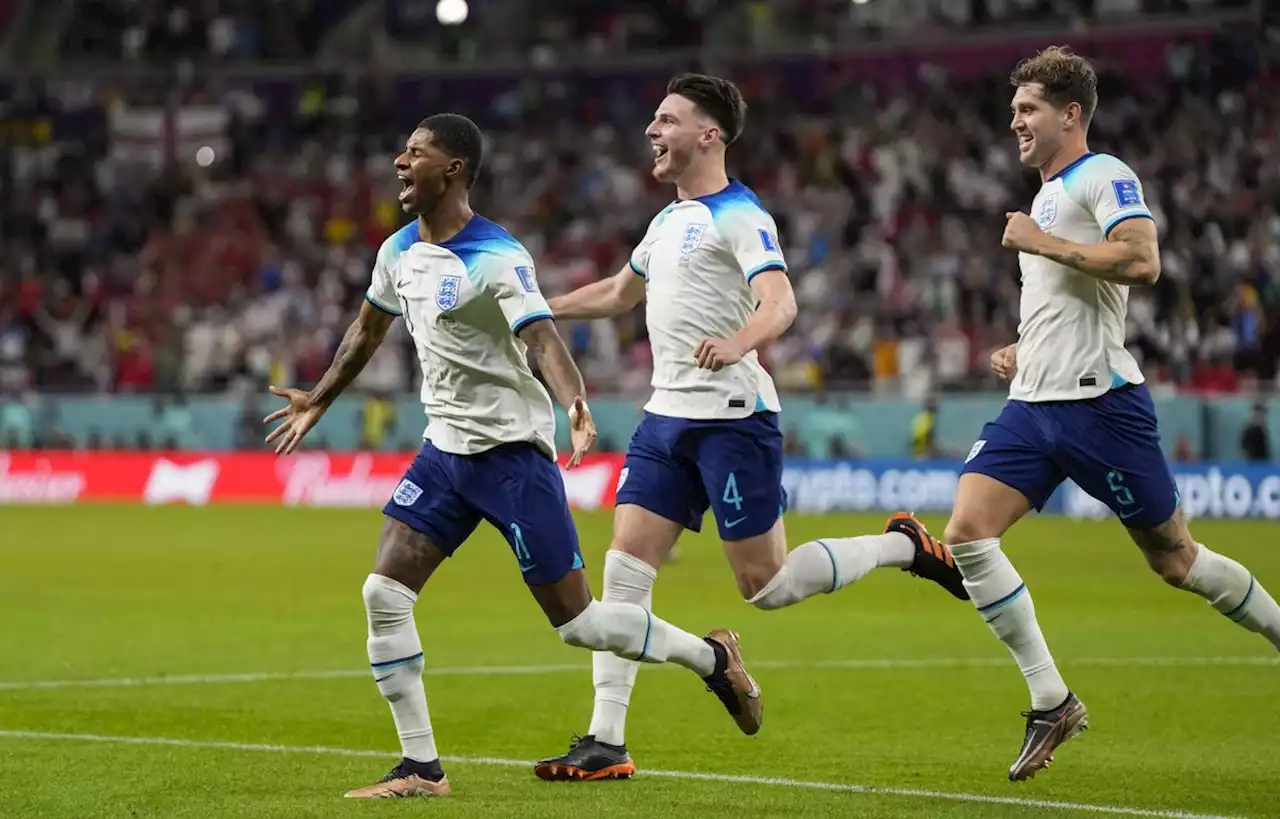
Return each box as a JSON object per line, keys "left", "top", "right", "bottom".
{"left": 311, "top": 306, "right": 393, "bottom": 407}
{"left": 1129, "top": 509, "right": 1191, "bottom": 555}
{"left": 1041, "top": 248, "right": 1088, "bottom": 270}
{"left": 1040, "top": 222, "right": 1155, "bottom": 284}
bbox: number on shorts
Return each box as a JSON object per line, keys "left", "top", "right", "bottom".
{"left": 722, "top": 472, "right": 744, "bottom": 512}
{"left": 1107, "top": 470, "right": 1135, "bottom": 507}
{"left": 509, "top": 523, "right": 532, "bottom": 562}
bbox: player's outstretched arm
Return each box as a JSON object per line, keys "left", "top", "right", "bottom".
{"left": 547, "top": 263, "right": 646, "bottom": 320}
{"left": 1003, "top": 212, "right": 1160, "bottom": 286}
{"left": 694, "top": 269, "right": 797, "bottom": 371}
{"left": 264, "top": 300, "right": 395, "bottom": 455}
{"left": 519, "top": 318, "right": 597, "bottom": 467}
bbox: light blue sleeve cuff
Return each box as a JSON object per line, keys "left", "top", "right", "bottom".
{"left": 1103, "top": 210, "right": 1153, "bottom": 237}
{"left": 365, "top": 292, "right": 401, "bottom": 315}
{"left": 512, "top": 310, "right": 554, "bottom": 334}
{"left": 745, "top": 261, "right": 787, "bottom": 282}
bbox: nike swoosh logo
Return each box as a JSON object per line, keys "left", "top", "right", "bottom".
{"left": 519, "top": 563, "right": 537, "bottom": 574}
{"left": 1117, "top": 507, "right": 1145, "bottom": 520}
{"left": 374, "top": 674, "right": 394, "bottom": 684}
{"left": 724, "top": 516, "right": 748, "bottom": 528}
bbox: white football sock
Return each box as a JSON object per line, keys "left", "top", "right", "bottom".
{"left": 363, "top": 574, "right": 438, "bottom": 763}
{"left": 952, "top": 539, "right": 1069, "bottom": 711}
{"left": 558, "top": 599, "right": 716, "bottom": 677}
{"left": 588, "top": 551, "right": 655, "bottom": 746}
{"left": 748, "top": 533, "right": 914, "bottom": 610}
{"left": 1181, "top": 544, "right": 1280, "bottom": 651}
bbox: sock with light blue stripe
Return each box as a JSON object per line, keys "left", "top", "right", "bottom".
{"left": 1181, "top": 544, "right": 1280, "bottom": 651}
{"left": 747, "top": 533, "right": 914, "bottom": 610}
{"left": 589, "top": 551, "right": 656, "bottom": 746}
{"left": 364, "top": 574, "right": 438, "bottom": 763}
{"left": 952, "top": 539, "right": 1069, "bottom": 710}
{"left": 557, "top": 600, "right": 716, "bottom": 677}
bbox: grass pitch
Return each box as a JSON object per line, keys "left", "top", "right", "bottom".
{"left": 1, "top": 506, "right": 1278, "bottom": 818}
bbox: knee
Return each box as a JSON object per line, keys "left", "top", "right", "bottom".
{"left": 557, "top": 601, "right": 610, "bottom": 651}
{"left": 363, "top": 574, "right": 416, "bottom": 628}
{"left": 944, "top": 515, "right": 997, "bottom": 547}
{"left": 1132, "top": 522, "right": 1198, "bottom": 587}
{"left": 1145, "top": 544, "right": 1198, "bottom": 587}
{"left": 735, "top": 555, "right": 785, "bottom": 602}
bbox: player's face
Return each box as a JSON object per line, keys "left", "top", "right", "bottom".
{"left": 395, "top": 128, "right": 463, "bottom": 215}
{"left": 1010, "top": 84, "right": 1066, "bottom": 168}
{"left": 645, "top": 94, "right": 717, "bottom": 183}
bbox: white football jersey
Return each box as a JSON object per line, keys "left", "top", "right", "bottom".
{"left": 630, "top": 180, "right": 788, "bottom": 420}
{"left": 365, "top": 217, "right": 557, "bottom": 458}
{"left": 1011, "top": 152, "right": 1153, "bottom": 402}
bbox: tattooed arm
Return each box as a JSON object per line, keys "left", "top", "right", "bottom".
{"left": 1003, "top": 211, "right": 1161, "bottom": 286}
{"left": 308, "top": 301, "right": 396, "bottom": 407}
{"left": 264, "top": 300, "right": 396, "bottom": 454}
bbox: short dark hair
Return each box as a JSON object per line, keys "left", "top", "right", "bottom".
{"left": 1010, "top": 46, "right": 1098, "bottom": 127}
{"left": 666, "top": 73, "right": 747, "bottom": 144}
{"left": 418, "top": 113, "right": 484, "bottom": 188}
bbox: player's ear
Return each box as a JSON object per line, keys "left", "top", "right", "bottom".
{"left": 445, "top": 158, "right": 464, "bottom": 182}
{"left": 1062, "top": 101, "right": 1082, "bottom": 130}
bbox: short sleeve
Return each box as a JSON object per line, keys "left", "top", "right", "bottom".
{"left": 365, "top": 240, "right": 402, "bottom": 316}
{"left": 482, "top": 253, "right": 553, "bottom": 334}
{"left": 718, "top": 207, "right": 788, "bottom": 282}
{"left": 1068, "top": 156, "right": 1154, "bottom": 238}
{"left": 629, "top": 209, "right": 666, "bottom": 278}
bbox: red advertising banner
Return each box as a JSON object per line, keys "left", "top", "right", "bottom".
{"left": 0, "top": 451, "right": 626, "bottom": 509}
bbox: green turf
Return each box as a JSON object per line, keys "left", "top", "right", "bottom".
{"left": 1, "top": 506, "right": 1278, "bottom": 818}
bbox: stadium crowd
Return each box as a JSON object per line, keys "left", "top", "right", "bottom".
{"left": 1, "top": 16, "right": 1277, "bottom": 420}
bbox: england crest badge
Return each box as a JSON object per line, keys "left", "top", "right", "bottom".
{"left": 392, "top": 479, "right": 423, "bottom": 507}
{"left": 680, "top": 223, "right": 707, "bottom": 254}
{"left": 435, "top": 274, "right": 461, "bottom": 310}
{"left": 1035, "top": 193, "right": 1058, "bottom": 229}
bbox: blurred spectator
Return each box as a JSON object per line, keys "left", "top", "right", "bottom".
{"left": 1241, "top": 402, "right": 1272, "bottom": 462}
{"left": 1172, "top": 433, "right": 1198, "bottom": 463}
{"left": 2, "top": 10, "right": 1276, "bottom": 413}
{"left": 912, "top": 397, "right": 939, "bottom": 460}
{"left": 359, "top": 391, "right": 397, "bottom": 450}
{"left": 155, "top": 394, "right": 198, "bottom": 450}
{"left": 0, "top": 389, "right": 35, "bottom": 449}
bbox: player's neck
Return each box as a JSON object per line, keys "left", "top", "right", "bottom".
{"left": 416, "top": 197, "right": 475, "bottom": 244}
{"left": 1038, "top": 140, "right": 1090, "bottom": 183}
{"left": 675, "top": 163, "right": 730, "bottom": 200}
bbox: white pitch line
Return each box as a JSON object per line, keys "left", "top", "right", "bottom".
{"left": 0, "top": 729, "right": 1241, "bottom": 819}
{"left": 0, "top": 655, "right": 1275, "bottom": 692}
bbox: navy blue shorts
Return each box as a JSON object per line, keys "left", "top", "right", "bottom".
{"left": 961, "top": 384, "right": 1178, "bottom": 529}
{"left": 615, "top": 411, "right": 787, "bottom": 541}
{"left": 382, "top": 441, "right": 584, "bottom": 586}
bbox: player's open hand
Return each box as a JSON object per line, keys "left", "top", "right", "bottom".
{"left": 264, "top": 385, "right": 327, "bottom": 455}
{"left": 566, "top": 395, "right": 597, "bottom": 469}
{"left": 990, "top": 343, "right": 1018, "bottom": 382}
{"left": 1002, "top": 212, "right": 1046, "bottom": 254}
{"left": 693, "top": 337, "right": 745, "bottom": 372}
